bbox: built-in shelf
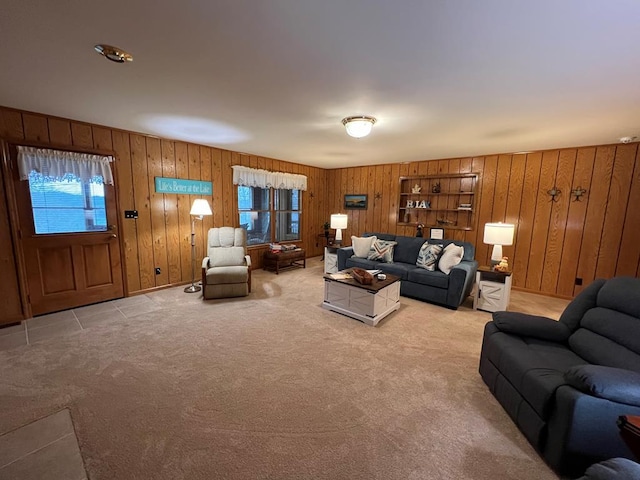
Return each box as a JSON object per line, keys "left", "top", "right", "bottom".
{"left": 397, "top": 173, "right": 479, "bottom": 231}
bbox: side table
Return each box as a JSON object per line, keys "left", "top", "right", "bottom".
{"left": 474, "top": 266, "right": 512, "bottom": 312}
{"left": 324, "top": 247, "right": 338, "bottom": 274}
{"left": 263, "top": 249, "right": 306, "bottom": 274}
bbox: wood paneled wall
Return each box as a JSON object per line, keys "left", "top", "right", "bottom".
{"left": 2, "top": 104, "right": 638, "bottom": 301}
{"left": 327, "top": 145, "right": 640, "bottom": 298}
{"left": 0, "top": 107, "right": 328, "bottom": 296}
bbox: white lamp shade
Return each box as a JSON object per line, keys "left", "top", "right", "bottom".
{"left": 342, "top": 116, "right": 376, "bottom": 138}
{"left": 190, "top": 199, "right": 212, "bottom": 216}
{"left": 330, "top": 214, "right": 348, "bottom": 229}
{"left": 483, "top": 222, "right": 514, "bottom": 246}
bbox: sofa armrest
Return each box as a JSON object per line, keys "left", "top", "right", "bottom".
{"left": 492, "top": 311, "right": 571, "bottom": 342}
{"left": 337, "top": 247, "right": 354, "bottom": 271}
{"left": 244, "top": 255, "right": 252, "bottom": 268}
{"left": 202, "top": 257, "right": 210, "bottom": 270}
{"left": 446, "top": 260, "right": 478, "bottom": 308}
{"left": 565, "top": 365, "right": 640, "bottom": 407}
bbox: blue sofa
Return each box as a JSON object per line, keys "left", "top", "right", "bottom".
{"left": 479, "top": 277, "right": 640, "bottom": 477}
{"left": 336, "top": 232, "right": 477, "bottom": 309}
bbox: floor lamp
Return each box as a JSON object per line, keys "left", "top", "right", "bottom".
{"left": 185, "top": 199, "right": 212, "bottom": 293}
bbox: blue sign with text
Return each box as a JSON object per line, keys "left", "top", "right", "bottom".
{"left": 154, "top": 177, "right": 212, "bottom": 195}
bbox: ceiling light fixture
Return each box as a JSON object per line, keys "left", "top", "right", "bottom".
{"left": 342, "top": 116, "right": 376, "bottom": 138}
{"left": 94, "top": 44, "right": 133, "bottom": 63}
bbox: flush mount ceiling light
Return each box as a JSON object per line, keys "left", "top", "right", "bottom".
{"left": 342, "top": 116, "right": 376, "bottom": 138}
{"left": 94, "top": 44, "right": 133, "bottom": 63}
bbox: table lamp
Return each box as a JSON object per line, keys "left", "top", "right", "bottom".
{"left": 330, "top": 213, "right": 348, "bottom": 246}
{"left": 483, "top": 222, "right": 515, "bottom": 266}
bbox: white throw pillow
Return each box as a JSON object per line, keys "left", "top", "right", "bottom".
{"left": 351, "top": 236, "right": 377, "bottom": 258}
{"left": 438, "top": 243, "right": 464, "bottom": 274}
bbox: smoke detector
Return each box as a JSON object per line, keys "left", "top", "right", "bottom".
{"left": 619, "top": 136, "right": 637, "bottom": 144}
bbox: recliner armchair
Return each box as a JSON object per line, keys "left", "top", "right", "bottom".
{"left": 479, "top": 277, "right": 640, "bottom": 477}
{"left": 201, "top": 227, "right": 251, "bottom": 299}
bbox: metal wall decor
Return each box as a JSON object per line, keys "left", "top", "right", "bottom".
{"left": 571, "top": 186, "right": 588, "bottom": 201}
{"left": 547, "top": 186, "right": 561, "bottom": 202}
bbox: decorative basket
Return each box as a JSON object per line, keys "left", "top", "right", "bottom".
{"left": 351, "top": 268, "right": 373, "bottom": 285}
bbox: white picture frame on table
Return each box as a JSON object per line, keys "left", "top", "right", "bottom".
{"left": 430, "top": 228, "right": 444, "bottom": 240}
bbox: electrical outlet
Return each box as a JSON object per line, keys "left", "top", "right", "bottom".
{"left": 155, "top": 267, "right": 161, "bottom": 275}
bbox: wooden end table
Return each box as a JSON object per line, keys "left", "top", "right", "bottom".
{"left": 263, "top": 249, "right": 306, "bottom": 274}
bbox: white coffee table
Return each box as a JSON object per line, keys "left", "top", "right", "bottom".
{"left": 322, "top": 269, "right": 401, "bottom": 326}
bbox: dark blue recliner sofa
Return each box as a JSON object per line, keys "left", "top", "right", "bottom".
{"left": 479, "top": 277, "right": 640, "bottom": 477}
{"left": 336, "top": 232, "right": 477, "bottom": 309}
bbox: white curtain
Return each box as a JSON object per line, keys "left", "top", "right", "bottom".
{"left": 17, "top": 146, "right": 115, "bottom": 185}
{"left": 232, "top": 165, "right": 307, "bottom": 191}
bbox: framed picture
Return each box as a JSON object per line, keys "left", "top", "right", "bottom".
{"left": 430, "top": 227, "right": 444, "bottom": 240}
{"left": 344, "top": 194, "right": 368, "bottom": 210}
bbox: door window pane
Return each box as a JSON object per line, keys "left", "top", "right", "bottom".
{"left": 28, "top": 172, "right": 107, "bottom": 234}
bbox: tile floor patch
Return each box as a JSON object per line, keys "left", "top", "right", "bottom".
{"left": 27, "top": 319, "right": 82, "bottom": 344}
{"left": 0, "top": 331, "right": 27, "bottom": 350}
{"left": 0, "top": 409, "right": 86, "bottom": 480}
{"left": 26, "top": 310, "right": 75, "bottom": 330}
{"left": 0, "top": 410, "right": 73, "bottom": 468}
{"left": 112, "top": 295, "right": 152, "bottom": 308}
{"left": 72, "top": 301, "right": 118, "bottom": 319}
{"left": 77, "top": 309, "right": 126, "bottom": 329}
{"left": 0, "top": 322, "right": 25, "bottom": 337}
{"left": 119, "top": 301, "right": 162, "bottom": 318}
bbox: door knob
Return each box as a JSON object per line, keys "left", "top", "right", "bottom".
{"left": 110, "top": 234, "right": 117, "bottom": 238}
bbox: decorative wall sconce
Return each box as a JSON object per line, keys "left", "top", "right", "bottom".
{"left": 571, "top": 186, "right": 588, "bottom": 202}
{"left": 547, "top": 187, "right": 561, "bottom": 202}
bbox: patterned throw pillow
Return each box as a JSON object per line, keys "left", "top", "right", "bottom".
{"left": 367, "top": 239, "right": 397, "bottom": 263}
{"left": 416, "top": 242, "right": 443, "bottom": 271}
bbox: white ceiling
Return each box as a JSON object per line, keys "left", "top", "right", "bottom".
{"left": 1, "top": 1, "right": 639, "bottom": 169}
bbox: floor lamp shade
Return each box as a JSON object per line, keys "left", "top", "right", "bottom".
{"left": 185, "top": 199, "right": 213, "bottom": 293}
{"left": 330, "top": 213, "right": 348, "bottom": 245}
{"left": 190, "top": 198, "right": 212, "bottom": 217}
{"left": 483, "top": 222, "right": 515, "bottom": 263}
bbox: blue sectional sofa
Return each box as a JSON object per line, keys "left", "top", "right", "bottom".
{"left": 336, "top": 232, "right": 477, "bottom": 309}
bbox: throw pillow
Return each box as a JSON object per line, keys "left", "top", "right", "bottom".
{"left": 367, "top": 239, "right": 397, "bottom": 263}
{"left": 351, "top": 236, "right": 377, "bottom": 258}
{"left": 416, "top": 242, "right": 443, "bottom": 271}
{"left": 438, "top": 243, "right": 464, "bottom": 274}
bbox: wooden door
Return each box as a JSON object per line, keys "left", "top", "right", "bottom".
{"left": 12, "top": 150, "right": 124, "bottom": 316}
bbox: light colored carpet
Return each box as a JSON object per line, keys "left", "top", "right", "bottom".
{"left": 0, "top": 259, "right": 568, "bottom": 479}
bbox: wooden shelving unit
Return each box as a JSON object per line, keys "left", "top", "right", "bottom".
{"left": 397, "top": 173, "right": 479, "bottom": 230}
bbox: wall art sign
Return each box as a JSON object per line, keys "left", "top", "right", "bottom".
{"left": 154, "top": 177, "right": 213, "bottom": 195}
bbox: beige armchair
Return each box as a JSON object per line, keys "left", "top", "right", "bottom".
{"left": 201, "top": 227, "right": 251, "bottom": 299}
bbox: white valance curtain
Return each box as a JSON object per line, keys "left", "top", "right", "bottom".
{"left": 17, "top": 146, "right": 115, "bottom": 185}
{"left": 232, "top": 165, "right": 307, "bottom": 191}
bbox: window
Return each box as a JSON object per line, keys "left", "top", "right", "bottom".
{"left": 237, "top": 186, "right": 301, "bottom": 245}
{"left": 28, "top": 172, "right": 107, "bottom": 234}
